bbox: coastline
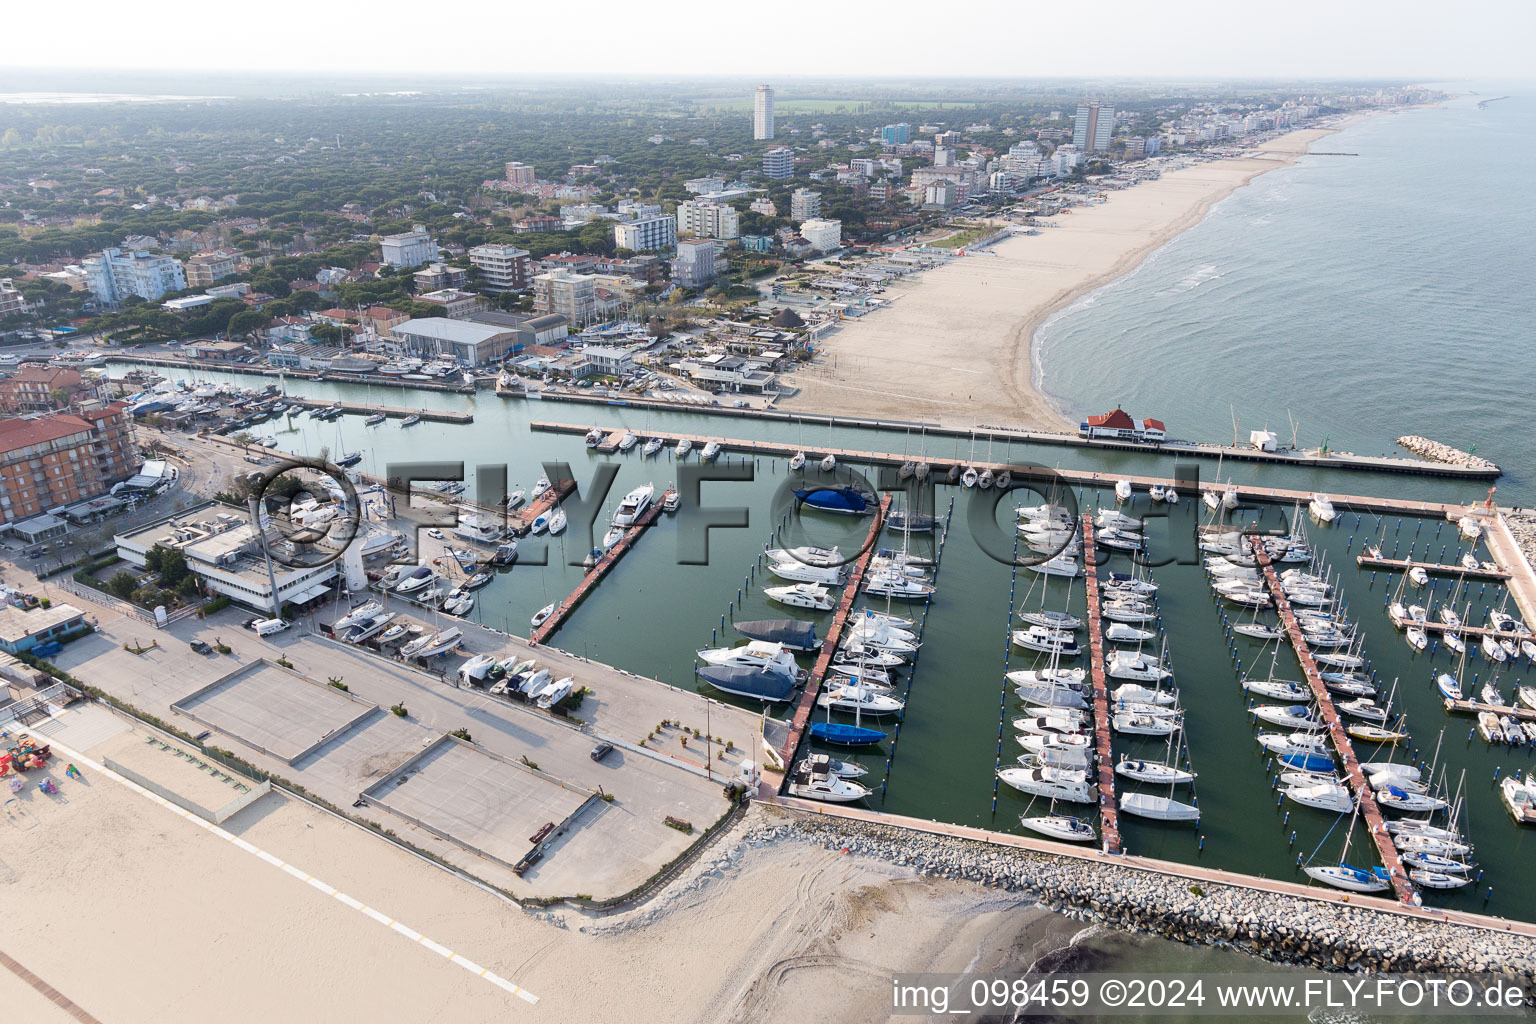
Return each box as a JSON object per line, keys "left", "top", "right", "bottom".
{"left": 777, "top": 122, "right": 1351, "bottom": 432}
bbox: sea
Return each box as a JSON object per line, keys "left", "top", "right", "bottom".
{"left": 1036, "top": 83, "right": 1536, "bottom": 505}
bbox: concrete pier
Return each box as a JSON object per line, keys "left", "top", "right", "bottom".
{"left": 284, "top": 395, "right": 472, "bottom": 423}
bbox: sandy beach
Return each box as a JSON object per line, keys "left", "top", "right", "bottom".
{"left": 778, "top": 126, "right": 1343, "bottom": 431}
{"left": 0, "top": 717, "right": 1073, "bottom": 1023}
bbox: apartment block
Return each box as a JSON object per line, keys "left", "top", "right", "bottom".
{"left": 612, "top": 215, "right": 678, "bottom": 252}
{"left": 84, "top": 248, "right": 187, "bottom": 307}
{"left": 789, "top": 188, "right": 822, "bottom": 222}
{"left": 0, "top": 403, "right": 137, "bottom": 528}
{"left": 379, "top": 225, "right": 437, "bottom": 268}
{"left": 184, "top": 250, "right": 240, "bottom": 287}
{"left": 467, "top": 244, "right": 531, "bottom": 293}
{"left": 676, "top": 199, "right": 740, "bottom": 240}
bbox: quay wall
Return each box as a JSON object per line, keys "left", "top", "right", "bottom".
{"left": 750, "top": 809, "right": 1536, "bottom": 981}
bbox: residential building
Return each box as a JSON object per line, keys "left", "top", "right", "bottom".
{"left": 0, "top": 278, "right": 30, "bottom": 317}
{"left": 504, "top": 161, "right": 536, "bottom": 184}
{"left": 615, "top": 200, "right": 663, "bottom": 220}
{"left": 922, "top": 180, "right": 958, "bottom": 210}
{"left": 763, "top": 147, "right": 794, "bottom": 179}
{"left": 532, "top": 271, "right": 598, "bottom": 325}
{"left": 379, "top": 225, "right": 437, "bottom": 268}
{"left": 0, "top": 402, "right": 137, "bottom": 529}
{"left": 753, "top": 84, "right": 775, "bottom": 141}
{"left": 798, "top": 219, "right": 842, "bottom": 252}
{"left": 541, "top": 253, "right": 599, "bottom": 276}
{"left": 933, "top": 146, "right": 955, "bottom": 167}
{"left": 0, "top": 603, "right": 87, "bottom": 655}
{"left": 83, "top": 248, "right": 187, "bottom": 307}
{"left": 672, "top": 239, "right": 719, "bottom": 289}
{"left": 580, "top": 345, "right": 636, "bottom": 377}
{"left": 513, "top": 215, "right": 563, "bottom": 234}
{"left": 414, "top": 289, "right": 483, "bottom": 319}
{"left": 613, "top": 215, "right": 677, "bottom": 252}
{"left": 676, "top": 199, "right": 740, "bottom": 240}
{"left": 413, "top": 262, "right": 467, "bottom": 292}
{"left": 880, "top": 123, "right": 911, "bottom": 145}
{"left": 684, "top": 176, "right": 727, "bottom": 195}
{"left": 0, "top": 366, "right": 97, "bottom": 413}
{"left": 749, "top": 196, "right": 777, "bottom": 217}
{"left": 591, "top": 253, "right": 663, "bottom": 284}
{"left": 389, "top": 318, "right": 521, "bottom": 365}
{"left": 789, "top": 188, "right": 821, "bottom": 222}
{"left": 183, "top": 250, "right": 240, "bottom": 287}
{"left": 1073, "top": 102, "right": 1115, "bottom": 152}
{"left": 740, "top": 234, "right": 775, "bottom": 252}
{"left": 467, "top": 244, "right": 531, "bottom": 293}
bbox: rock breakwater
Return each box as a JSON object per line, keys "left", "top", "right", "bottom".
{"left": 748, "top": 811, "right": 1535, "bottom": 981}
{"left": 1396, "top": 435, "right": 1499, "bottom": 472}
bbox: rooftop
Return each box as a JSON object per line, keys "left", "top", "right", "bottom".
{"left": 0, "top": 602, "right": 85, "bottom": 644}
{"left": 391, "top": 318, "right": 514, "bottom": 344}
{"left": 0, "top": 412, "right": 95, "bottom": 455}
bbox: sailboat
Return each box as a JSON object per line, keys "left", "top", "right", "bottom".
{"left": 1304, "top": 802, "right": 1392, "bottom": 893}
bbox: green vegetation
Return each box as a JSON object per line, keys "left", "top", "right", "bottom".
{"left": 450, "top": 728, "right": 472, "bottom": 742}
{"left": 389, "top": 703, "right": 408, "bottom": 718}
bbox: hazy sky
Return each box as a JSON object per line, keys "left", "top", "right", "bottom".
{"left": 10, "top": 0, "right": 1533, "bottom": 79}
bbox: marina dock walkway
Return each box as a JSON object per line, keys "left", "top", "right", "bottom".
{"left": 1385, "top": 610, "right": 1533, "bottom": 641}
{"left": 1356, "top": 555, "right": 1509, "bottom": 581}
{"left": 1443, "top": 697, "right": 1536, "bottom": 724}
{"left": 531, "top": 422, "right": 1488, "bottom": 517}
{"left": 780, "top": 496, "right": 891, "bottom": 767}
{"left": 530, "top": 489, "right": 672, "bottom": 644}
{"left": 1080, "top": 516, "right": 1122, "bottom": 854}
{"left": 509, "top": 478, "right": 575, "bottom": 533}
{"left": 285, "top": 395, "right": 472, "bottom": 423}
{"left": 1255, "top": 542, "right": 1417, "bottom": 905}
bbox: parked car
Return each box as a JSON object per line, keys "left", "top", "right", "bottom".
{"left": 590, "top": 742, "right": 614, "bottom": 762}
{"left": 189, "top": 639, "right": 213, "bottom": 654}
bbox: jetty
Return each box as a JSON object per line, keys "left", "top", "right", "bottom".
{"left": 530, "top": 489, "right": 671, "bottom": 644}
{"left": 1254, "top": 541, "right": 1416, "bottom": 905}
{"left": 1443, "top": 696, "right": 1536, "bottom": 724}
{"left": 530, "top": 422, "right": 1496, "bottom": 515}
{"left": 1080, "top": 516, "right": 1122, "bottom": 854}
{"left": 285, "top": 396, "right": 472, "bottom": 424}
{"left": 1386, "top": 610, "right": 1531, "bottom": 641}
{"left": 1356, "top": 555, "right": 1509, "bottom": 581}
{"left": 509, "top": 478, "right": 575, "bottom": 534}
{"left": 780, "top": 495, "right": 891, "bottom": 767}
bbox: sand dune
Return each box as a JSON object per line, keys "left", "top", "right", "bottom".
{"left": 779, "top": 127, "right": 1342, "bottom": 432}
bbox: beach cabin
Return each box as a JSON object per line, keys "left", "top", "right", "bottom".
{"left": 1079, "top": 407, "right": 1140, "bottom": 441}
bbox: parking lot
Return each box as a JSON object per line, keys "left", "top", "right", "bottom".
{"left": 172, "top": 660, "right": 377, "bottom": 764}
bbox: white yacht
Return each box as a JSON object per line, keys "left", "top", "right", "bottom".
{"left": 1305, "top": 864, "right": 1390, "bottom": 893}
{"left": 405, "top": 627, "right": 463, "bottom": 659}
{"left": 642, "top": 436, "right": 664, "bottom": 457}
{"left": 584, "top": 427, "right": 605, "bottom": 448}
{"left": 532, "top": 474, "right": 552, "bottom": 498}
{"left": 1284, "top": 782, "right": 1355, "bottom": 813}
{"left": 613, "top": 483, "right": 655, "bottom": 527}
{"left": 701, "top": 441, "right": 723, "bottom": 462}
{"left": 1019, "top": 815, "right": 1097, "bottom": 843}
{"left": 1096, "top": 510, "right": 1142, "bottom": 531}
{"left": 1015, "top": 683, "right": 1089, "bottom": 710}
{"left": 764, "top": 583, "right": 837, "bottom": 611}
{"left": 531, "top": 603, "right": 557, "bottom": 629}
{"left": 1115, "top": 759, "right": 1195, "bottom": 785}
{"left": 1112, "top": 712, "right": 1181, "bottom": 737}
{"left": 1104, "top": 650, "right": 1171, "bottom": 682}
{"left": 1110, "top": 683, "right": 1178, "bottom": 706}
{"left": 769, "top": 545, "right": 845, "bottom": 567}
{"left": 996, "top": 766, "right": 1093, "bottom": 803}
{"left": 395, "top": 567, "right": 439, "bottom": 594}
{"left": 1119, "top": 793, "right": 1200, "bottom": 822}
{"left": 1113, "top": 479, "right": 1133, "bottom": 503}
{"left": 1148, "top": 484, "right": 1166, "bottom": 502}
{"left": 675, "top": 438, "right": 693, "bottom": 458}
{"left": 617, "top": 431, "right": 638, "bottom": 452}
{"left": 1011, "top": 626, "right": 1081, "bottom": 656}
{"left": 1309, "top": 493, "right": 1337, "bottom": 523}
{"left": 788, "top": 760, "right": 871, "bottom": 803}
{"left": 535, "top": 676, "right": 575, "bottom": 709}
{"left": 1105, "top": 622, "right": 1156, "bottom": 644}
{"left": 863, "top": 572, "right": 935, "bottom": 600}
{"left": 333, "top": 601, "right": 384, "bottom": 632}
{"left": 1026, "top": 553, "right": 1081, "bottom": 578}
{"left": 767, "top": 559, "right": 847, "bottom": 585}
{"left": 1007, "top": 667, "right": 1088, "bottom": 686}
{"left": 697, "top": 640, "right": 802, "bottom": 680}
{"left": 819, "top": 453, "right": 837, "bottom": 472}
{"left": 454, "top": 513, "right": 503, "bottom": 545}
{"left": 548, "top": 509, "right": 568, "bottom": 535}
{"left": 817, "top": 683, "right": 905, "bottom": 716}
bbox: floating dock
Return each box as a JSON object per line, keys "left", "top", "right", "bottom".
{"left": 509, "top": 478, "right": 575, "bottom": 534}
{"left": 530, "top": 489, "right": 671, "bottom": 644}
{"left": 1443, "top": 697, "right": 1536, "bottom": 724}
{"left": 780, "top": 496, "right": 892, "bottom": 767}
{"left": 1386, "top": 610, "right": 1532, "bottom": 641}
{"left": 1080, "top": 516, "right": 1122, "bottom": 855}
{"left": 1255, "top": 542, "right": 1416, "bottom": 905}
{"left": 1356, "top": 555, "right": 1509, "bottom": 581}
{"left": 284, "top": 396, "right": 472, "bottom": 424}
{"left": 530, "top": 422, "right": 1492, "bottom": 516}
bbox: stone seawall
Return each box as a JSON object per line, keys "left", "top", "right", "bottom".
{"left": 752, "top": 812, "right": 1536, "bottom": 981}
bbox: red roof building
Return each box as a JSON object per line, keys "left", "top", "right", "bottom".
{"left": 1079, "top": 406, "right": 1164, "bottom": 443}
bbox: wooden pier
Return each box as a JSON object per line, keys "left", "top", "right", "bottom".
{"left": 1386, "top": 610, "right": 1533, "bottom": 642}
{"left": 1356, "top": 555, "right": 1509, "bottom": 581}
{"left": 530, "top": 421, "right": 1491, "bottom": 518}
{"left": 1255, "top": 542, "right": 1417, "bottom": 905}
{"left": 780, "top": 496, "right": 892, "bottom": 767}
{"left": 285, "top": 396, "right": 472, "bottom": 424}
{"left": 529, "top": 489, "right": 672, "bottom": 644}
{"left": 1080, "top": 516, "right": 1122, "bottom": 855}
{"left": 1443, "top": 697, "right": 1536, "bottom": 724}
{"left": 509, "top": 478, "right": 575, "bottom": 534}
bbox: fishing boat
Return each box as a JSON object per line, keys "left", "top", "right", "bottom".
{"left": 1115, "top": 758, "right": 1195, "bottom": 785}
{"left": 1019, "top": 815, "right": 1097, "bottom": 843}
{"left": 734, "top": 619, "right": 820, "bottom": 651}
{"left": 763, "top": 583, "right": 836, "bottom": 611}
{"left": 1119, "top": 793, "right": 1200, "bottom": 822}
{"left": 809, "top": 721, "right": 885, "bottom": 746}
{"left": 695, "top": 665, "right": 797, "bottom": 703}
{"left": 997, "top": 766, "right": 1093, "bottom": 803}
{"left": 531, "top": 602, "right": 556, "bottom": 629}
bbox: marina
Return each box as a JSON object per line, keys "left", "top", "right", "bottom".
{"left": 281, "top": 395, "right": 474, "bottom": 425}
{"left": 1356, "top": 555, "right": 1510, "bottom": 581}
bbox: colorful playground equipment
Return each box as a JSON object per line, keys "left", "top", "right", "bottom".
{"left": 0, "top": 735, "right": 52, "bottom": 777}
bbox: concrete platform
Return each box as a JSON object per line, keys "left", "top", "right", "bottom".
{"left": 361, "top": 735, "right": 593, "bottom": 874}
{"left": 172, "top": 660, "right": 377, "bottom": 765}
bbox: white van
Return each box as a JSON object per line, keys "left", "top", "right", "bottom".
{"left": 253, "top": 618, "right": 289, "bottom": 637}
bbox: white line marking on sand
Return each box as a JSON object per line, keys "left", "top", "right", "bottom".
{"left": 47, "top": 737, "right": 539, "bottom": 1005}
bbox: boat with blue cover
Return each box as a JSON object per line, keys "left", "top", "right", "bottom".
{"left": 793, "top": 486, "right": 874, "bottom": 515}
{"left": 695, "top": 665, "right": 797, "bottom": 703}
{"left": 734, "top": 619, "right": 821, "bottom": 651}
{"left": 810, "top": 722, "right": 886, "bottom": 746}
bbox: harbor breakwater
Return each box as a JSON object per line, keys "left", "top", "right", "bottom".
{"left": 747, "top": 810, "right": 1536, "bottom": 981}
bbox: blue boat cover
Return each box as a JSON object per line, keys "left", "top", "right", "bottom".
{"left": 734, "top": 619, "right": 820, "bottom": 650}
{"left": 810, "top": 721, "right": 886, "bottom": 745}
{"left": 695, "top": 666, "right": 796, "bottom": 702}
{"left": 794, "top": 487, "right": 872, "bottom": 514}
